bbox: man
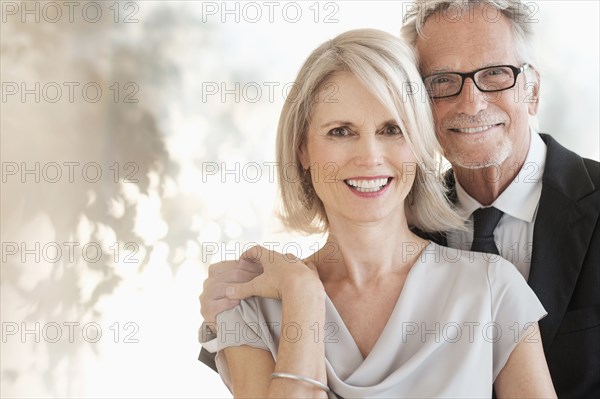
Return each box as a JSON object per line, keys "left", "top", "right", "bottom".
{"left": 198, "top": 1, "right": 599, "bottom": 397}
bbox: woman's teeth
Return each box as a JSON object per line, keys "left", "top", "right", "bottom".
{"left": 345, "top": 178, "right": 389, "bottom": 192}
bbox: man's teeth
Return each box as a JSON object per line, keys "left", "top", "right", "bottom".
{"left": 346, "top": 178, "right": 389, "bottom": 192}
{"left": 453, "top": 125, "right": 496, "bottom": 133}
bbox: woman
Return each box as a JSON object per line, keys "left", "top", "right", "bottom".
{"left": 212, "top": 29, "right": 556, "bottom": 398}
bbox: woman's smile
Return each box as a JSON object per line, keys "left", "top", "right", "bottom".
{"left": 344, "top": 176, "right": 393, "bottom": 196}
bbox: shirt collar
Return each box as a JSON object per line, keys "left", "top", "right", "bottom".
{"left": 455, "top": 129, "right": 547, "bottom": 222}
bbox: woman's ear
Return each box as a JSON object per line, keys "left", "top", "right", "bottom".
{"left": 298, "top": 143, "right": 309, "bottom": 170}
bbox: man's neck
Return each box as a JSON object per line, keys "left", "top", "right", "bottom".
{"left": 453, "top": 145, "right": 531, "bottom": 206}
{"left": 453, "top": 165, "right": 517, "bottom": 205}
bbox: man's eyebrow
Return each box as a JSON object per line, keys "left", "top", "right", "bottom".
{"left": 431, "top": 66, "right": 452, "bottom": 73}
{"left": 422, "top": 66, "right": 452, "bottom": 75}
{"left": 480, "top": 61, "right": 503, "bottom": 68}
{"left": 424, "top": 62, "right": 505, "bottom": 75}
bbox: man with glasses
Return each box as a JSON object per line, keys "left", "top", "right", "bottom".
{"left": 401, "top": 1, "right": 599, "bottom": 397}
{"left": 198, "top": 1, "right": 599, "bottom": 397}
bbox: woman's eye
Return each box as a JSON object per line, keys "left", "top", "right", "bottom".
{"left": 382, "top": 125, "right": 403, "bottom": 136}
{"left": 328, "top": 127, "right": 350, "bottom": 137}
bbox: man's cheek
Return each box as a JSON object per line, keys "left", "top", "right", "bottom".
{"left": 431, "top": 104, "right": 446, "bottom": 124}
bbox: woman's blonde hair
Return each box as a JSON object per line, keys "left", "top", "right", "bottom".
{"left": 276, "top": 28, "right": 466, "bottom": 235}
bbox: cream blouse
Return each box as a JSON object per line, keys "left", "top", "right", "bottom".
{"left": 215, "top": 242, "right": 547, "bottom": 398}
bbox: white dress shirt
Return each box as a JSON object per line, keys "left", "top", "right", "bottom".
{"left": 447, "top": 130, "right": 547, "bottom": 280}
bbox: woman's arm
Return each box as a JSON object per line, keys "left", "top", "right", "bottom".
{"left": 494, "top": 322, "right": 556, "bottom": 398}
{"left": 223, "top": 345, "right": 275, "bottom": 397}
{"left": 221, "top": 247, "right": 329, "bottom": 398}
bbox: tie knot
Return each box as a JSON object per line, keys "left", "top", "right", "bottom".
{"left": 472, "top": 207, "right": 504, "bottom": 237}
{"left": 470, "top": 207, "right": 504, "bottom": 254}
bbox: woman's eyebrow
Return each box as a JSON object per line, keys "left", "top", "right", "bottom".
{"left": 319, "top": 120, "right": 356, "bottom": 129}
{"left": 377, "top": 119, "right": 398, "bottom": 127}
{"left": 319, "top": 119, "right": 397, "bottom": 129}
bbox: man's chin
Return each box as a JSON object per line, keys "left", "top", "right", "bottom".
{"left": 446, "top": 154, "right": 510, "bottom": 170}
{"left": 452, "top": 160, "right": 496, "bottom": 170}
{"left": 445, "top": 144, "right": 512, "bottom": 171}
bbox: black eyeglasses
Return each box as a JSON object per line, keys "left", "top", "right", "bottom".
{"left": 423, "top": 64, "right": 530, "bottom": 99}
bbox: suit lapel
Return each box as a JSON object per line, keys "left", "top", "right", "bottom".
{"left": 528, "top": 185, "right": 591, "bottom": 349}
{"left": 528, "top": 134, "right": 598, "bottom": 350}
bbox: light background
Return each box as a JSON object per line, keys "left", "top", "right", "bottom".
{"left": 1, "top": 1, "right": 598, "bottom": 398}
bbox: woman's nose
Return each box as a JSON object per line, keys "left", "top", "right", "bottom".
{"left": 353, "top": 135, "right": 384, "bottom": 168}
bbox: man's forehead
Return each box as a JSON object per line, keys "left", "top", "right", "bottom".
{"left": 417, "top": 43, "right": 517, "bottom": 75}
{"left": 414, "top": 9, "right": 516, "bottom": 74}
{"left": 414, "top": 5, "right": 514, "bottom": 45}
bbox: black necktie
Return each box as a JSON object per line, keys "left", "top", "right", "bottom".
{"left": 470, "top": 207, "right": 503, "bottom": 255}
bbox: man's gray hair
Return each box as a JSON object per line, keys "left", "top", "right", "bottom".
{"left": 400, "top": 0, "right": 538, "bottom": 67}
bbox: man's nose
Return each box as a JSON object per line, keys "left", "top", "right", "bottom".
{"left": 453, "top": 78, "right": 489, "bottom": 115}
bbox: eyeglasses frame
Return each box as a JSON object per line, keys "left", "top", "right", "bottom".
{"left": 423, "top": 63, "right": 531, "bottom": 99}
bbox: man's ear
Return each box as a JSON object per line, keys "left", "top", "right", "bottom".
{"left": 527, "top": 67, "right": 541, "bottom": 116}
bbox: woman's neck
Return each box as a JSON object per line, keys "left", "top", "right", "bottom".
{"left": 311, "top": 215, "right": 430, "bottom": 288}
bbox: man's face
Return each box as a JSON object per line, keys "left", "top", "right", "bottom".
{"left": 415, "top": 6, "right": 539, "bottom": 170}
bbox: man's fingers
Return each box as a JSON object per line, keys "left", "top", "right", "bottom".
{"left": 208, "top": 259, "right": 263, "bottom": 277}
{"left": 203, "top": 270, "right": 261, "bottom": 297}
{"left": 224, "top": 280, "right": 257, "bottom": 301}
{"left": 200, "top": 298, "right": 241, "bottom": 323}
{"left": 200, "top": 268, "right": 262, "bottom": 318}
{"left": 200, "top": 282, "right": 228, "bottom": 302}
{"left": 240, "top": 245, "right": 265, "bottom": 264}
{"left": 223, "top": 267, "right": 262, "bottom": 283}
{"left": 201, "top": 268, "right": 259, "bottom": 302}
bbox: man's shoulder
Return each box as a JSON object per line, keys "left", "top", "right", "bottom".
{"left": 539, "top": 133, "right": 600, "bottom": 197}
{"left": 540, "top": 133, "right": 599, "bottom": 170}
{"left": 583, "top": 157, "right": 600, "bottom": 181}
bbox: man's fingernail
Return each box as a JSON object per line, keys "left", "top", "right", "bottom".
{"left": 226, "top": 286, "right": 235, "bottom": 297}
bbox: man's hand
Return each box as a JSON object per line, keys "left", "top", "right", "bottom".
{"left": 199, "top": 258, "right": 263, "bottom": 327}
{"left": 224, "top": 245, "right": 321, "bottom": 301}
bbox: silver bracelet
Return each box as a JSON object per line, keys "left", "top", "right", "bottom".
{"left": 271, "top": 372, "right": 330, "bottom": 393}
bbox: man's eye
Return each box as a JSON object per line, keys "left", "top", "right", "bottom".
{"left": 428, "top": 74, "right": 461, "bottom": 86}
{"left": 483, "top": 68, "right": 508, "bottom": 77}
{"left": 431, "top": 76, "right": 451, "bottom": 84}
{"left": 328, "top": 127, "right": 350, "bottom": 137}
{"left": 382, "top": 125, "right": 403, "bottom": 136}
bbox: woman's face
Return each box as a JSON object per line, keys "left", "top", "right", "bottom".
{"left": 299, "top": 72, "right": 417, "bottom": 227}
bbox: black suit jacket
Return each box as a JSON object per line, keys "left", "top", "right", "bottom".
{"left": 198, "top": 133, "right": 600, "bottom": 398}
{"left": 524, "top": 134, "right": 600, "bottom": 398}
{"left": 439, "top": 133, "right": 600, "bottom": 398}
